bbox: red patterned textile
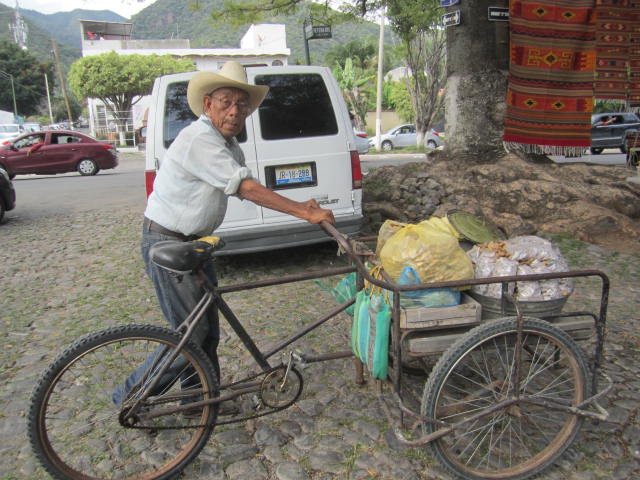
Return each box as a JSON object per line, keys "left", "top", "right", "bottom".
{"left": 594, "top": 0, "right": 632, "bottom": 100}
{"left": 504, "top": 0, "right": 597, "bottom": 154}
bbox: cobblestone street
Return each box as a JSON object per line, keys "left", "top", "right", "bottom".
{"left": 1, "top": 179, "right": 639, "bottom": 479}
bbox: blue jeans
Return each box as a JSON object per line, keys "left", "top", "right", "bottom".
{"left": 112, "top": 227, "right": 220, "bottom": 406}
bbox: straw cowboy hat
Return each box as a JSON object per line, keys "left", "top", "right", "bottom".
{"left": 187, "top": 61, "right": 269, "bottom": 117}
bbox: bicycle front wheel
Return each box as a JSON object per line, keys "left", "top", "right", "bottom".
{"left": 28, "top": 324, "right": 219, "bottom": 480}
{"left": 422, "top": 317, "right": 589, "bottom": 480}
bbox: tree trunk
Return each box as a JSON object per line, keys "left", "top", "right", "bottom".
{"left": 444, "top": 0, "right": 510, "bottom": 163}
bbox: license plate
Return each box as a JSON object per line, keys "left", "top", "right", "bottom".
{"left": 275, "top": 164, "right": 313, "bottom": 185}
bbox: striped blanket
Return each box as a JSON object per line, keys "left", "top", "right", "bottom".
{"left": 504, "top": 0, "right": 597, "bottom": 154}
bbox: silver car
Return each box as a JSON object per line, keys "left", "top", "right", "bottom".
{"left": 369, "top": 123, "right": 444, "bottom": 151}
{"left": 354, "top": 129, "right": 370, "bottom": 154}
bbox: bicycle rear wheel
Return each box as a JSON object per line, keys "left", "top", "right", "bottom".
{"left": 422, "top": 317, "right": 589, "bottom": 480}
{"left": 28, "top": 324, "right": 219, "bottom": 480}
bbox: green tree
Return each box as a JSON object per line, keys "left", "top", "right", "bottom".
{"left": 325, "top": 38, "right": 377, "bottom": 71}
{"left": 68, "top": 52, "right": 195, "bottom": 142}
{"left": 333, "top": 57, "right": 375, "bottom": 130}
{"left": 387, "top": 0, "right": 445, "bottom": 146}
{"left": 388, "top": 80, "right": 413, "bottom": 122}
{"left": 0, "top": 41, "right": 54, "bottom": 117}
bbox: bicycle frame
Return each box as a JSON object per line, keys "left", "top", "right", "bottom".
{"left": 131, "top": 222, "right": 612, "bottom": 443}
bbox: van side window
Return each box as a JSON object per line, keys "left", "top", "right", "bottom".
{"left": 163, "top": 81, "right": 247, "bottom": 149}
{"left": 255, "top": 73, "right": 338, "bottom": 140}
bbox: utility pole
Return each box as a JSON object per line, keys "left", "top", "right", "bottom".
{"left": 374, "top": 7, "right": 385, "bottom": 150}
{"left": 44, "top": 72, "right": 54, "bottom": 124}
{"left": 303, "top": 20, "right": 311, "bottom": 65}
{"left": 51, "top": 39, "right": 73, "bottom": 125}
{"left": 0, "top": 70, "right": 18, "bottom": 118}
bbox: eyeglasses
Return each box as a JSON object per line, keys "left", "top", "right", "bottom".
{"left": 209, "top": 95, "right": 251, "bottom": 114}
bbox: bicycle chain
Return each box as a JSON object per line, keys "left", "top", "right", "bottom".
{"left": 124, "top": 365, "right": 302, "bottom": 430}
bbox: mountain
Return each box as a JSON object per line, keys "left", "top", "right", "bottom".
{"left": 0, "top": 4, "right": 81, "bottom": 76}
{"left": 18, "top": 8, "right": 128, "bottom": 50}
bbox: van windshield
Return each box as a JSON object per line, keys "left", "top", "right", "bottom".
{"left": 0, "top": 125, "right": 19, "bottom": 133}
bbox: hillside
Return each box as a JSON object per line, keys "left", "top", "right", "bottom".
{"left": 18, "top": 8, "right": 127, "bottom": 50}
{"left": 0, "top": 4, "right": 81, "bottom": 75}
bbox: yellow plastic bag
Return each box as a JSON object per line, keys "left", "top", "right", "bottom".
{"left": 375, "top": 219, "right": 407, "bottom": 255}
{"left": 420, "top": 217, "right": 464, "bottom": 239}
{"left": 379, "top": 222, "right": 474, "bottom": 285}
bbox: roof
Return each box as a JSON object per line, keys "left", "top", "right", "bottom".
{"left": 79, "top": 20, "right": 133, "bottom": 40}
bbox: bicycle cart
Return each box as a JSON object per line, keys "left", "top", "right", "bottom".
{"left": 28, "top": 222, "right": 611, "bottom": 480}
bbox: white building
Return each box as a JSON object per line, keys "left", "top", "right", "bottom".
{"left": 79, "top": 20, "right": 290, "bottom": 140}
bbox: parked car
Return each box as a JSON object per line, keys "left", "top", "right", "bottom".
{"left": 590, "top": 112, "right": 640, "bottom": 154}
{"left": 426, "top": 128, "right": 445, "bottom": 148}
{"left": 0, "top": 124, "right": 22, "bottom": 142}
{"left": 369, "top": 123, "right": 445, "bottom": 151}
{"left": 23, "top": 122, "right": 42, "bottom": 133}
{"left": 0, "top": 130, "right": 118, "bottom": 178}
{"left": 370, "top": 124, "right": 417, "bottom": 151}
{"left": 0, "top": 167, "right": 16, "bottom": 223}
{"left": 354, "top": 129, "right": 370, "bottom": 154}
{"left": 146, "top": 65, "right": 363, "bottom": 255}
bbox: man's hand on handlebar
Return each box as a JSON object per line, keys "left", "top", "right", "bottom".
{"left": 303, "top": 199, "right": 335, "bottom": 225}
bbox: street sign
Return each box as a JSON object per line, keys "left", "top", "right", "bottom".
{"left": 440, "top": 0, "right": 460, "bottom": 6}
{"left": 488, "top": 7, "right": 510, "bottom": 21}
{"left": 443, "top": 10, "right": 461, "bottom": 27}
{"left": 305, "top": 24, "right": 332, "bottom": 40}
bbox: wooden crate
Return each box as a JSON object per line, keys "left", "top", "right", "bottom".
{"left": 405, "top": 327, "right": 474, "bottom": 356}
{"left": 404, "top": 315, "right": 594, "bottom": 356}
{"left": 399, "top": 294, "right": 482, "bottom": 330}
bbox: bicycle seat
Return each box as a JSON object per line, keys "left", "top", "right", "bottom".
{"left": 150, "top": 241, "right": 213, "bottom": 274}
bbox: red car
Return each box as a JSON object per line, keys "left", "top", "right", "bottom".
{"left": 0, "top": 130, "right": 118, "bottom": 178}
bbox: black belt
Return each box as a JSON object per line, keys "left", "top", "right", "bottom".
{"left": 143, "top": 217, "right": 197, "bottom": 242}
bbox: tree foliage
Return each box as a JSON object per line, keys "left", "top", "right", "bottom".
{"left": 333, "top": 58, "right": 375, "bottom": 130}
{"left": 388, "top": 80, "right": 413, "bottom": 122}
{"left": 68, "top": 52, "right": 195, "bottom": 129}
{"left": 387, "top": 0, "right": 445, "bottom": 146}
{"left": 325, "top": 38, "right": 377, "bottom": 71}
{"left": 0, "top": 41, "right": 54, "bottom": 117}
{"left": 208, "top": 0, "right": 373, "bottom": 25}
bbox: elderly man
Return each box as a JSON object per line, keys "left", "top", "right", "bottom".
{"left": 113, "top": 62, "right": 334, "bottom": 405}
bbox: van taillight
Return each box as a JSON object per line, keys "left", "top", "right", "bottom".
{"left": 350, "top": 150, "right": 362, "bottom": 189}
{"left": 145, "top": 170, "right": 156, "bottom": 197}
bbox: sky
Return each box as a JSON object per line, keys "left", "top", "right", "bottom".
{"left": 0, "top": 0, "right": 158, "bottom": 19}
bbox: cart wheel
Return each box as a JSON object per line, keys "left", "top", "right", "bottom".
{"left": 421, "top": 317, "right": 589, "bottom": 480}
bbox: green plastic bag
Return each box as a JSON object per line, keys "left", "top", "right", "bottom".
{"left": 351, "top": 289, "right": 391, "bottom": 379}
{"left": 316, "top": 272, "right": 357, "bottom": 315}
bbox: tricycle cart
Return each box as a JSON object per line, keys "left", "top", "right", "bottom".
{"left": 28, "top": 222, "right": 611, "bottom": 480}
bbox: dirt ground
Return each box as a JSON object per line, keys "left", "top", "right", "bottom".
{"left": 363, "top": 151, "right": 640, "bottom": 255}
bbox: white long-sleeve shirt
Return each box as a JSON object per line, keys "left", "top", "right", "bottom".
{"left": 144, "top": 115, "right": 252, "bottom": 237}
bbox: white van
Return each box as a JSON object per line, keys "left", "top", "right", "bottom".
{"left": 145, "top": 65, "right": 363, "bottom": 254}
{"left": 0, "top": 124, "right": 22, "bottom": 142}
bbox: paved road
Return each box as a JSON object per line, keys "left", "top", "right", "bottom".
{"left": 7, "top": 152, "right": 146, "bottom": 221}
{"left": 6, "top": 148, "right": 628, "bottom": 223}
